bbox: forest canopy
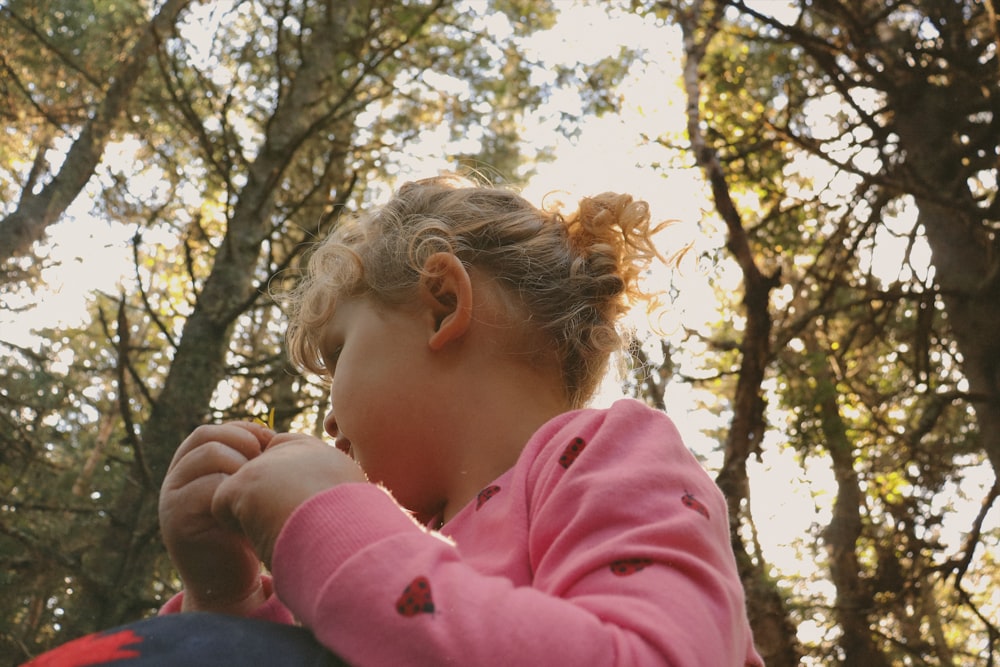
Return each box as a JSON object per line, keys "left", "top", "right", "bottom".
{"left": 1, "top": 1, "right": 998, "bottom": 665}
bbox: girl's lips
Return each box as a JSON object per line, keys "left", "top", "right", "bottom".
{"left": 335, "top": 437, "right": 353, "bottom": 458}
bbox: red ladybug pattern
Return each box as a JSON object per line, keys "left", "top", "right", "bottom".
{"left": 558, "top": 437, "right": 587, "bottom": 468}
{"left": 396, "top": 576, "right": 435, "bottom": 617}
{"left": 610, "top": 558, "right": 654, "bottom": 577}
{"left": 681, "top": 491, "right": 710, "bottom": 519}
{"left": 476, "top": 485, "right": 501, "bottom": 510}
{"left": 24, "top": 628, "right": 142, "bottom": 666}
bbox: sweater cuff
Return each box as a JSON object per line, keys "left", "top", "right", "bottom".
{"left": 271, "top": 483, "right": 426, "bottom": 619}
{"left": 159, "top": 592, "right": 184, "bottom": 615}
{"left": 158, "top": 575, "right": 294, "bottom": 624}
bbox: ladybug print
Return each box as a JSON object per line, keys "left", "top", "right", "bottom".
{"left": 396, "top": 576, "right": 435, "bottom": 617}
{"left": 476, "top": 485, "right": 501, "bottom": 510}
{"left": 558, "top": 437, "right": 587, "bottom": 469}
{"left": 24, "top": 628, "right": 142, "bottom": 666}
{"left": 681, "top": 491, "right": 710, "bottom": 519}
{"left": 610, "top": 558, "right": 654, "bottom": 577}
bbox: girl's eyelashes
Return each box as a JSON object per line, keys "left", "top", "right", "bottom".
{"left": 324, "top": 345, "right": 344, "bottom": 374}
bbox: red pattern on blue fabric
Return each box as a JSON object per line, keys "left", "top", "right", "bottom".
{"left": 23, "top": 629, "right": 142, "bottom": 667}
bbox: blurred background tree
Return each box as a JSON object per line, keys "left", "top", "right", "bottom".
{"left": 2, "top": 0, "right": 997, "bottom": 665}
{"left": 634, "top": 0, "right": 999, "bottom": 664}
{"left": 0, "top": 0, "right": 634, "bottom": 659}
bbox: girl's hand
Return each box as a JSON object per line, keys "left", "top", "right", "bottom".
{"left": 211, "top": 433, "right": 367, "bottom": 568}
{"left": 158, "top": 422, "right": 273, "bottom": 615}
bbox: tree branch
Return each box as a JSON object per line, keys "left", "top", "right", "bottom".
{"left": 0, "top": 0, "right": 194, "bottom": 275}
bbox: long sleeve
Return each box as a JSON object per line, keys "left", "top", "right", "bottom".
{"left": 270, "top": 399, "right": 763, "bottom": 666}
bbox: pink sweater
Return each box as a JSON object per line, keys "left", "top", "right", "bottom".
{"left": 168, "top": 399, "right": 764, "bottom": 665}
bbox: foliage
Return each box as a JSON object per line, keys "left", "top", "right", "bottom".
{"left": 3, "top": 0, "right": 999, "bottom": 665}
{"left": 634, "top": 0, "right": 1000, "bottom": 664}
{"left": 0, "top": 0, "right": 641, "bottom": 661}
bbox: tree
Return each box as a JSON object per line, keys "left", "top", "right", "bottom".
{"left": 672, "top": 3, "right": 798, "bottom": 665}
{"left": 0, "top": 0, "right": 194, "bottom": 277}
{"left": 635, "top": 0, "right": 999, "bottom": 663}
{"left": 1, "top": 0, "right": 637, "bottom": 659}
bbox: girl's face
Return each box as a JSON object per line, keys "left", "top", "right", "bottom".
{"left": 318, "top": 296, "right": 452, "bottom": 518}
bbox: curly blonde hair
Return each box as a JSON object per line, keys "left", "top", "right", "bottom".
{"left": 285, "top": 174, "right": 665, "bottom": 407}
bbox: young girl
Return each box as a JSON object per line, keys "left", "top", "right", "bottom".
{"left": 156, "top": 174, "right": 765, "bottom": 666}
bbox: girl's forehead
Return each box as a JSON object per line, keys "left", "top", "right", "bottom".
{"left": 317, "top": 295, "right": 376, "bottom": 340}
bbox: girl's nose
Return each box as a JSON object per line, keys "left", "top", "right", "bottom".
{"left": 323, "top": 408, "right": 338, "bottom": 439}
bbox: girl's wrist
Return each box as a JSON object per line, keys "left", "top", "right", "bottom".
{"left": 180, "top": 577, "right": 268, "bottom": 616}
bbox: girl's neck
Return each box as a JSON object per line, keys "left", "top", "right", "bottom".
{"left": 439, "top": 365, "right": 571, "bottom": 524}
{"left": 425, "top": 270, "right": 574, "bottom": 523}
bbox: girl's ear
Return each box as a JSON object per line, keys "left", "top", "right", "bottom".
{"left": 419, "top": 252, "right": 473, "bottom": 351}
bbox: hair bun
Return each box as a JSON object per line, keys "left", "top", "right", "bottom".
{"left": 562, "top": 192, "right": 662, "bottom": 303}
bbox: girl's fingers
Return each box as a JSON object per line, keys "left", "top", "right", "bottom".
{"left": 168, "top": 422, "right": 273, "bottom": 472}
{"left": 163, "top": 440, "right": 253, "bottom": 490}
{"left": 231, "top": 420, "right": 276, "bottom": 447}
{"left": 262, "top": 431, "right": 321, "bottom": 450}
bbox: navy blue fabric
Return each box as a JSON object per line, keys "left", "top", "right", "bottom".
{"left": 23, "top": 613, "right": 348, "bottom": 666}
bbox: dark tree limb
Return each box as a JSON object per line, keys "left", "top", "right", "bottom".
{"left": 0, "top": 0, "right": 194, "bottom": 276}
{"left": 673, "top": 1, "right": 797, "bottom": 664}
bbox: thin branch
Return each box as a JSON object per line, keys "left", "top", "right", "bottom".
{"left": 0, "top": 0, "right": 195, "bottom": 269}
{"left": 129, "top": 207, "right": 181, "bottom": 352}
{"left": 0, "top": 5, "right": 105, "bottom": 89}
{"left": 95, "top": 299, "right": 153, "bottom": 491}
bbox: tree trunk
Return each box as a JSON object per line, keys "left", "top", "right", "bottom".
{"left": 892, "top": 83, "right": 1000, "bottom": 478}
{"left": 0, "top": 0, "right": 193, "bottom": 274}
{"left": 805, "top": 335, "right": 892, "bottom": 667}
{"left": 677, "top": 3, "right": 800, "bottom": 664}
{"left": 83, "top": 14, "right": 365, "bottom": 628}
